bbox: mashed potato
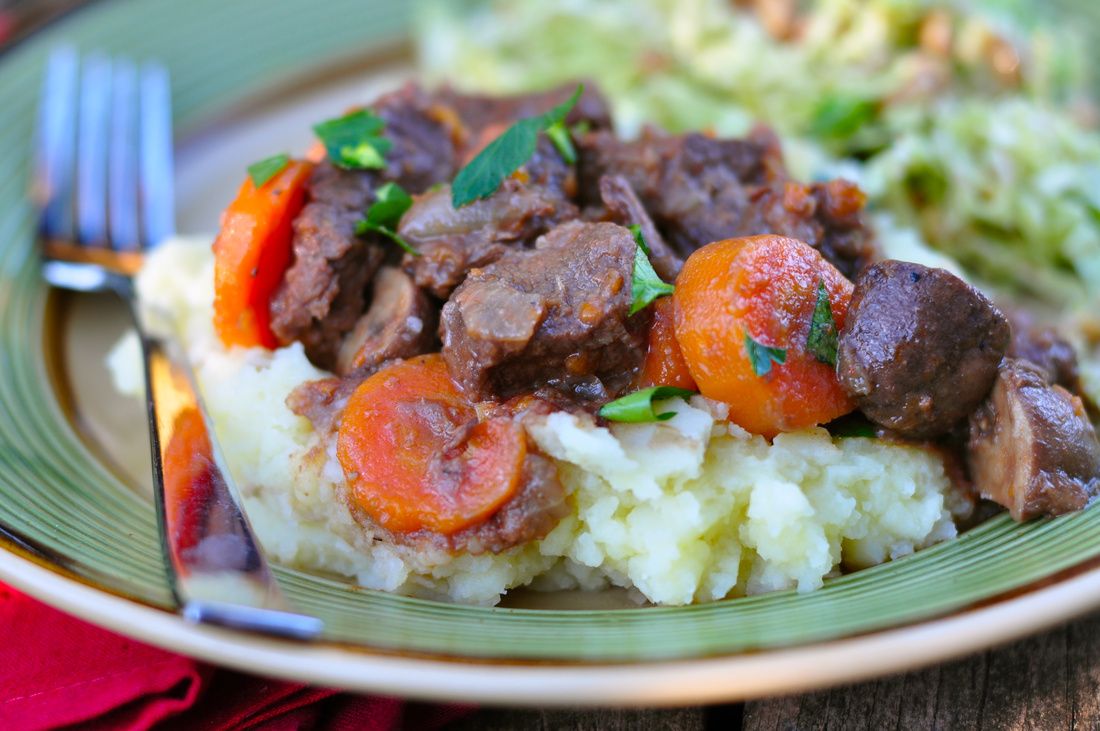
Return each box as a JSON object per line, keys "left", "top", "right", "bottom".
{"left": 109, "top": 238, "right": 959, "bottom": 606}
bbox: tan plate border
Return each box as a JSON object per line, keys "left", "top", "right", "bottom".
{"left": 3, "top": 544, "right": 1100, "bottom": 706}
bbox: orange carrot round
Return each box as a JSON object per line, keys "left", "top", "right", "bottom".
{"left": 337, "top": 354, "right": 526, "bottom": 534}
{"left": 673, "top": 235, "right": 855, "bottom": 438}
{"left": 212, "top": 159, "right": 313, "bottom": 349}
{"left": 639, "top": 297, "right": 697, "bottom": 391}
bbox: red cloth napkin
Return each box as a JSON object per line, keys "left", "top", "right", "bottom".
{"left": 0, "top": 582, "right": 473, "bottom": 730}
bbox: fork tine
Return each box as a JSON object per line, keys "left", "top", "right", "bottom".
{"left": 36, "top": 47, "right": 78, "bottom": 241}
{"left": 108, "top": 59, "right": 140, "bottom": 251}
{"left": 139, "top": 62, "right": 175, "bottom": 248}
{"left": 76, "top": 52, "right": 111, "bottom": 246}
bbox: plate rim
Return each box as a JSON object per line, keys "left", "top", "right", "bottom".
{"left": 4, "top": 539, "right": 1100, "bottom": 705}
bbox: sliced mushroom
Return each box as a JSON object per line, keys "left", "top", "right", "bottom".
{"left": 967, "top": 359, "right": 1100, "bottom": 521}
{"left": 335, "top": 266, "right": 437, "bottom": 376}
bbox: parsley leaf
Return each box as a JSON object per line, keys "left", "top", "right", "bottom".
{"left": 362, "top": 182, "right": 412, "bottom": 230}
{"left": 599, "top": 386, "right": 696, "bottom": 423}
{"left": 545, "top": 120, "right": 576, "bottom": 164}
{"left": 312, "top": 109, "right": 391, "bottom": 170}
{"left": 355, "top": 182, "right": 419, "bottom": 256}
{"left": 629, "top": 227, "right": 674, "bottom": 315}
{"left": 628, "top": 224, "right": 650, "bottom": 254}
{"left": 806, "top": 280, "right": 839, "bottom": 365}
{"left": 744, "top": 332, "right": 787, "bottom": 377}
{"left": 247, "top": 153, "right": 289, "bottom": 188}
{"left": 451, "top": 84, "right": 583, "bottom": 207}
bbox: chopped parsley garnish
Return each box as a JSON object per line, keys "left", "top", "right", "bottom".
{"left": 355, "top": 182, "right": 419, "bottom": 256}
{"left": 451, "top": 84, "right": 583, "bottom": 208}
{"left": 806, "top": 280, "right": 839, "bottom": 366}
{"left": 629, "top": 226, "right": 674, "bottom": 315}
{"left": 744, "top": 332, "right": 787, "bottom": 377}
{"left": 545, "top": 120, "right": 576, "bottom": 164}
{"left": 247, "top": 153, "right": 289, "bottom": 188}
{"left": 628, "top": 224, "right": 650, "bottom": 254}
{"left": 312, "top": 109, "right": 391, "bottom": 170}
{"left": 599, "top": 386, "right": 696, "bottom": 423}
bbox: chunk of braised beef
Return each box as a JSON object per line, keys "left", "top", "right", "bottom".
{"left": 269, "top": 200, "right": 385, "bottom": 367}
{"left": 399, "top": 179, "right": 577, "bottom": 299}
{"left": 399, "top": 136, "right": 579, "bottom": 299}
{"left": 968, "top": 359, "right": 1100, "bottom": 520}
{"left": 836, "top": 261, "right": 1011, "bottom": 438}
{"left": 437, "top": 81, "right": 613, "bottom": 145}
{"left": 440, "top": 221, "right": 646, "bottom": 404}
{"left": 735, "top": 179, "right": 873, "bottom": 281}
{"left": 335, "top": 266, "right": 437, "bottom": 376}
{"left": 576, "top": 127, "right": 875, "bottom": 279}
{"left": 304, "top": 159, "right": 374, "bottom": 210}
{"left": 597, "top": 174, "right": 682, "bottom": 282}
{"left": 373, "top": 83, "right": 460, "bottom": 192}
{"left": 1005, "top": 310, "right": 1084, "bottom": 396}
{"left": 270, "top": 84, "right": 461, "bottom": 368}
{"left": 577, "top": 129, "right": 777, "bottom": 249}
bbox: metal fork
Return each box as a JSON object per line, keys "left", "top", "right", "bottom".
{"left": 34, "top": 48, "right": 322, "bottom": 640}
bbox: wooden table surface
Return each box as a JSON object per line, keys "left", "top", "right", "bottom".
{"left": 454, "top": 611, "right": 1100, "bottom": 729}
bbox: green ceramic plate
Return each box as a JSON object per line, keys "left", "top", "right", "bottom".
{"left": 3, "top": 0, "right": 1100, "bottom": 705}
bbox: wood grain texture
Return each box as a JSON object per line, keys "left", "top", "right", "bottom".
{"left": 744, "top": 613, "right": 1100, "bottom": 731}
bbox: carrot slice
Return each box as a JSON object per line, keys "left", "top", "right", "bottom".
{"left": 639, "top": 296, "right": 697, "bottom": 391}
{"left": 337, "top": 354, "right": 526, "bottom": 534}
{"left": 674, "top": 235, "right": 855, "bottom": 438}
{"left": 212, "top": 159, "right": 313, "bottom": 349}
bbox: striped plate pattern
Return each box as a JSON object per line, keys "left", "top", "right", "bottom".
{"left": 0, "top": 0, "right": 1099, "bottom": 662}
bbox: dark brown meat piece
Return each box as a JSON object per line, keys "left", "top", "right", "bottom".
{"left": 1005, "top": 310, "right": 1084, "bottom": 395}
{"left": 736, "top": 179, "right": 873, "bottom": 282}
{"left": 597, "top": 174, "right": 682, "bottom": 282}
{"left": 373, "top": 83, "right": 460, "bottom": 192}
{"left": 269, "top": 200, "right": 385, "bottom": 367}
{"left": 271, "top": 83, "right": 610, "bottom": 366}
{"left": 400, "top": 137, "right": 579, "bottom": 299}
{"left": 836, "top": 261, "right": 1011, "bottom": 438}
{"left": 437, "top": 82, "right": 613, "bottom": 144}
{"left": 440, "top": 221, "right": 646, "bottom": 403}
{"left": 577, "top": 127, "right": 875, "bottom": 279}
{"left": 335, "top": 267, "right": 436, "bottom": 376}
{"left": 399, "top": 179, "right": 576, "bottom": 299}
{"left": 303, "top": 158, "right": 374, "bottom": 210}
{"left": 270, "top": 84, "right": 461, "bottom": 367}
{"left": 968, "top": 359, "right": 1100, "bottom": 520}
{"left": 578, "top": 128, "right": 777, "bottom": 249}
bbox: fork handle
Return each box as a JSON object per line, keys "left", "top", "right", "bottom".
{"left": 134, "top": 299, "right": 323, "bottom": 640}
